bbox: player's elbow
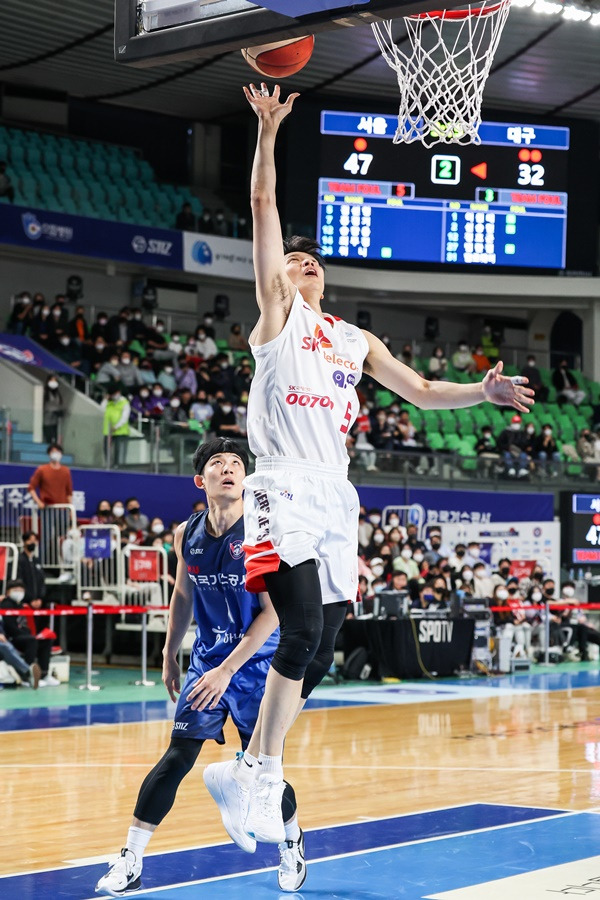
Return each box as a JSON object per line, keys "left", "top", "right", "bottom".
{"left": 250, "top": 189, "right": 275, "bottom": 210}
{"left": 410, "top": 377, "right": 432, "bottom": 409}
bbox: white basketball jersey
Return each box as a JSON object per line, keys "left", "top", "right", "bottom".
{"left": 247, "top": 290, "right": 369, "bottom": 466}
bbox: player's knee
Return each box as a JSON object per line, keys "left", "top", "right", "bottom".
{"left": 301, "top": 648, "right": 333, "bottom": 699}
{"left": 167, "top": 737, "right": 203, "bottom": 776}
{"left": 272, "top": 620, "right": 322, "bottom": 681}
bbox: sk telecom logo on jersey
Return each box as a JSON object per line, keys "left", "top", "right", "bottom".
{"left": 301, "top": 324, "right": 333, "bottom": 353}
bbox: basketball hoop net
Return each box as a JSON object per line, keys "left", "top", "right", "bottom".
{"left": 372, "top": 0, "right": 512, "bottom": 146}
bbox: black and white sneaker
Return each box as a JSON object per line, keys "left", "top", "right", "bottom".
{"left": 95, "top": 848, "right": 142, "bottom": 896}
{"left": 277, "top": 828, "right": 307, "bottom": 892}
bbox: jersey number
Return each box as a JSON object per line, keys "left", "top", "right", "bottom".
{"left": 340, "top": 401, "right": 352, "bottom": 434}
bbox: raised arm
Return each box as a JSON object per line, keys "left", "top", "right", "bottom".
{"left": 243, "top": 82, "right": 299, "bottom": 343}
{"left": 363, "top": 331, "right": 534, "bottom": 412}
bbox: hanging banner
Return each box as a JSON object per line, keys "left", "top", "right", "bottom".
{"left": 183, "top": 231, "right": 254, "bottom": 281}
{"left": 84, "top": 527, "right": 112, "bottom": 560}
{"left": 0, "top": 334, "right": 82, "bottom": 375}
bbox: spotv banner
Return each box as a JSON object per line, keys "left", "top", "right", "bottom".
{"left": 183, "top": 231, "right": 254, "bottom": 281}
{"left": 0, "top": 204, "right": 183, "bottom": 270}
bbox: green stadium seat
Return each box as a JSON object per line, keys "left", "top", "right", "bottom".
{"left": 428, "top": 433, "right": 445, "bottom": 451}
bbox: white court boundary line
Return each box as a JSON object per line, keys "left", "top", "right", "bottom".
{"left": 75, "top": 808, "right": 585, "bottom": 900}
{"left": 0, "top": 801, "right": 568, "bottom": 879}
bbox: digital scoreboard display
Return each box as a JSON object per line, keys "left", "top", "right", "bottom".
{"left": 569, "top": 494, "right": 600, "bottom": 566}
{"left": 317, "top": 110, "right": 570, "bottom": 270}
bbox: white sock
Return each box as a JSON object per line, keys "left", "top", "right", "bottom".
{"left": 258, "top": 753, "right": 283, "bottom": 780}
{"left": 284, "top": 816, "right": 301, "bottom": 842}
{"left": 126, "top": 825, "right": 153, "bottom": 862}
{"left": 234, "top": 751, "right": 258, "bottom": 786}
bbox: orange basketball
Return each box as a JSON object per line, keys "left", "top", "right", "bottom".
{"left": 241, "top": 35, "right": 315, "bottom": 79}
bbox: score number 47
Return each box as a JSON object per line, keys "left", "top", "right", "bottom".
{"left": 343, "top": 152, "right": 373, "bottom": 176}
{"left": 585, "top": 524, "right": 600, "bottom": 545}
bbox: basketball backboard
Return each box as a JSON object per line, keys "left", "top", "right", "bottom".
{"left": 114, "top": 0, "right": 466, "bottom": 68}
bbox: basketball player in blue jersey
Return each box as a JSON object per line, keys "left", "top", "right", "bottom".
{"left": 95, "top": 438, "right": 305, "bottom": 897}
{"left": 204, "top": 82, "right": 535, "bottom": 848}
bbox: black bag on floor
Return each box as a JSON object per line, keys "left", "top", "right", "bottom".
{"left": 342, "top": 646, "right": 372, "bottom": 681}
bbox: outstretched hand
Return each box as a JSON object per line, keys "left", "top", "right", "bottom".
{"left": 243, "top": 82, "right": 300, "bottom": 127}
{"left": 482, "top": 360, "right": 535, "bottom": 413}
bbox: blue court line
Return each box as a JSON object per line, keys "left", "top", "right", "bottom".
{"left": 437, "top": 668, "right": 600, "bottom": 692}
{"left": 0, "top": 694, "right": 373, "bottom": 733}
{"left": 0, "top": 804, "right": 564, "bottom": 900}
{"left": 123, "top": 811, "right": 600, "bottom": 899}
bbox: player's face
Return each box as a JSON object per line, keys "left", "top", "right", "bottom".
{"left": 197, "top": 453, "right": 245, "bottom": 502}
{"left": 284, "top": 252, "right": 325, "bottom": 297}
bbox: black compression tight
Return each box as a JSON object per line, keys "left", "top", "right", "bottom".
{"left": 133, "top": 737, "right": 298, "bottom": 827}
{"left": 301, "top": 600, "right": 347, "bottom": 699}
{"left": 264, "top": 559, "right": 324, "bottom": 682}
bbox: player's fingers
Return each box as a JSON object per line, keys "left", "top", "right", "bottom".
{"left": 273, "top": 83, "right": 281, "bottom": 98}
{"left": 494, "top": 360, "right": 504, "bottom": 376}
{"left": 285, "top": 92, "right": 301, "bottom": 107}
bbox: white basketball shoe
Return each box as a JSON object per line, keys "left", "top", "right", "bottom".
{"left": 245, "top": 773, "right": 286, "bottom": 843}
{"left": 95, "top": 848, "right": 142, "bottom": 896}
{"left": 203, "top": 756, "right": 257, "bottom": 853}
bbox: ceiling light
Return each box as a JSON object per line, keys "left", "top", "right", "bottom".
{"left": 591, "top": 9, "right": 600, "bottom": 22}
{"left": 562, "top": 4, "right": 592, "bottom": 19}
{"left": 532, "top": 0, "right": 563, "bottom": 13}
{"left": 511, "top": 0, "right": 535, "bottom": 7}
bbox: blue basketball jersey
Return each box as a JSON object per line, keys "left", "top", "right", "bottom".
{"left": 182, "top": 510, "right": 279, "bottom": 665}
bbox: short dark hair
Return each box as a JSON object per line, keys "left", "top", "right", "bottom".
{"left": 47, "top": 443, "right": 63, "bottom": 454}
{"left": 22, "top": 531, "right": 38, "bottom": 542}
{"left": 282, "top": 235, "right": 325, "bottom": 268}
{"left": 6, "top": 579, "right": 25, "bottom": 591}
{"left": 192, "top": 438, "right": 249, "bottom": 476}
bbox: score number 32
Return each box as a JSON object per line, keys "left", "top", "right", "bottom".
{"left": 518, "top": 163, "right": 545, "bottom": 186}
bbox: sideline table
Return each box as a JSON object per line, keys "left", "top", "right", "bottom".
{"left": 343, "top": 617, "right": 475, "bottom": 679}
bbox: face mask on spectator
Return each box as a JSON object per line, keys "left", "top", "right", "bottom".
{"left": 545, "top": 586, "right": 555, "bottom": 596}
{"left": 48, "top": 380, "right": 58, "bottom": 390}
{"left": 469, "top": 547, "right": 480, "bottom": 558}
{"left": 361, "top": 407, "right": 369, "bottom": 415}
{"left": 413, "top": 552, "right": 424, "bottom": 563}
{"left": 526, "top": 426, "right": 535, "bottom": 435}
{"left": 113, "top": 505, "right": 124, "bottom": 518}
{"left": 482, "top": 432, "right": 492, "bottom": 441}
{"left": 508, "top": 586, "right": 518, "bottom": 595}
{"left": 527, "top": 359, "right": 535, "bottom": 367}
{"left": 423, "top": 592, "right": 435, "bottom": 603}
{"left": 140, "top": 389, "right": 149, "bottom": 398}
{"left": 96, "top": 342, "right": 105, "bottom": 352}
{"left": 98, "top": 508, "right": 111, "bottom": 517}
{"left": 373, "top": 534, "right": 385, "bottom": 545}
{"left": 221, "top": 404, "right": 232, "bottom": 414}
{"left": 369, "top": 514, "right": 381, "bottom": 525}
{"left": 133, "top": 313, "right": 142, "bottom": 321}
{"left": 510, "top": 422, "right": 521, "bottom": 431}
{"left": 60, "top": 337, "right": 70, "bottom": 346}
{"left": 455, "top": 549, "right": 465, "bottom": 558}
{"left": 388, "top": 517, "right": 400, "bottom": 527}
{"left": 121, "top": 356, "right": 131, "bottom": 366}
{"left": 563, "top": 586, "right": 575, "bottom": 597}
{"left": 386, "top": 416, "right": 396, "bottom": 426}
{"left": 41, "top": 307, "right": 50, "bottom": 318}
{"left": 153, "top": 389, "right": 163, "bottom": 397}
{"left": 8, "top": 589, "right": 25, "bottom": 602}
{"left": 99, "top": 317, "right": 107, "bottom": 326}
{"left": 25, "top": 542, "right": 37, "bottom": 553}
{"left": 164, "top": 366, "right": 173, "bottom": 374}
{"left": 371, "top": 564, "right": 384, "bottom": 577}
{"left": 156, "top": 325, "right": 164, "bottom": 333}
{"left": 543, "top": 428, "right": 552, "bottom": 436}
{"left": 52, "top": 309, "right": 62, "bottom": 319}
{"left": 49, "top": 450, "right": 62, "bottom": 462}
{"left": 401, "top": 548, "right": 412, "bottom": 560}
{"left": 128, "top": 533, "right": 137, "bottom": 543}
{"left": 128, "top": 506, "right": 140, "bottom": 515}
{"left": 459, "top": 344, "right": 468, "bottom": 352}
{"left": 204, "top": 316, "right": 214, "bottom": 325}
{"left": 473, "top": 566, "right": 485, "bottom": 578}
{"left": 170, "top": 398, "right": 181, "bottom": 408}
{"left": 151, "top": 523, "right": 164, "bottom": 534}
{"left": 499, "top": 566, "right": 510, "bottom": 578}
{"left": 531, "top": 590, "right": 542, "bottom": 601}
{"left": 441, "top": 564, "right": 451, "bottom": 573}
{"left": 462, "top": 570, "right": 473, "bottom": 582}
{"left": 497, "top": 589, "right": 509, "bottom": 600}
{"left": 110, "top": 357, "right": 119, "bottom": 367}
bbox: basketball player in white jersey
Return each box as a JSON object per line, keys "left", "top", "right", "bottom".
{"left": 204, "top": 82, "right": 534, "bottom": 853}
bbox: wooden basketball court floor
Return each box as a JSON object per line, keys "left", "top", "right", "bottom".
{"left": 3, "top": 665, "right": 600, "bottom": 899}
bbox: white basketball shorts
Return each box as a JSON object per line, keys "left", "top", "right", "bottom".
{"left": 242, "top": 456, "right": 359, "bottom": 605}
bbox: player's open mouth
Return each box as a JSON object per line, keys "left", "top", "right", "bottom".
{"left": 304, "top": 269, "right": 317, "bottom": 277}
{"left": 222, "top": 479, "right": 235, "bottom": 486}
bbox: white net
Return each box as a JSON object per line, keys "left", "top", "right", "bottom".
{"left": 372, "top": 1, "right": 512, "bottom": 147}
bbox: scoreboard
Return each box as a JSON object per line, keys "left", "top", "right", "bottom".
{"left": 567, "top": 494, "right": 600, "bottom": 568}
{"left": 317, "top": 110, "right": 570, "bottom": 270}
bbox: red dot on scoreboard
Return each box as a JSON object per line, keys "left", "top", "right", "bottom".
{"left": 518, "top": 149, "right": 531, "bottom": 162}
{"left": 354, "top": 137, "right": 368, "bottom": 151}
{"left": 530, "top": 149, "right": 542, "bottom": 162}
{"left": 593, "top": 514, "right": 600, "bottom": 525}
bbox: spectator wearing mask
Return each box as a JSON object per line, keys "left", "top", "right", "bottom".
{"left": 233, "top": 361, "right": 254, "bottom": 397}
{"left": 168, "top": 331, "right": 183, "bottom": 355}
{"left": 145, "top": 321, "right": 174, "bottom": 363}
{"left": 103, "top": 383, "right": 131, "bottom": 469}
{"left": 472, "top": 562, "right": 494, "bottom": 599}
{"left": 192, "top": 327, "right": 218, "bottom": 360}
{"left": 560, "top": 582, "right": 600, "bottom": 661}
{"left": 118, "top": 353, "right": 145, "bottom": 391}
{"left": 405, "top": 523, "right": 426, "bottom": 552}
{"left": 386, "top": 527, "right": 403, "bottom": 560}
{"left": 68, "top": 305, "right": 90, "bottom": 343}
{"left": 7, "top": 291, "right": 33, "bottom": 335}
{"left": 430, "top": 576, "right": 450, "bottom": 610}
{"left": 475, "top": 426, "right": 500, "bottom": 476}
{"left": 392, "top": 544, "right": 420, "bottom": 579}
{"left": 190, "top": 390, "right": 214, "bottom": 427}
{"left": 210, "top": 398, "right": 242, "bottom": 438}
{"left": 577, "top": 429, "right": 600, "bottom": 482}
{"left": 88, "top": 336, "right": 111, "bottom": 375}
{"left": 465, "top": 541, "right": 486, "bottom": 570}
{"left": 137, "top": 360, "right": 157, "bottom": 387}
{"left": 112, "top": 501, "right": 127, "bottom": 529}
{"left": 175, "top": 356, "right": 198, "bottom": 395}
{"left": 357, "top": 575, "right": 374, "bottom": 616}
{"left": 213, "top": 209, "right": 228, "bottom": 236}
{"left": 91, "top": 312, "right": 110, "bottom": 343}
{"left": 534, "top": 423, "right": 561, "bottom": 477}
{"left": 28, "top": 444, "right": 73, "bottom": 510}
{"left": 147, "top": 517, "right": 166, "bottom": 539}
{"left": 368, "top": 557, "right": 386, "bottom": 584}
{"left": 29, "top": 303, "right": 53, "bottom": 345}
{"left": 106, "top": 307, "right": 131, "bottom": 346}
{"left": 496, "top": 414, "right": 531, "bottom": 478}
{"left": 96, "top": 353, "right": 122, "bottom": 388}
{"left": 128, "top": 309, "right": 148, "bottom": 344}
{"left": 412, "top": 581, "right": 446, "bottom": 611}
{"left": 553, "top": 359, "right": 586, "bottom": 407}
{"left": 55, "top": 333, "right": 86, "bottom": 373}
{"left": 17, "top": 532, "right": 46, "bottom": 609}
{"left": 228, "top": 323, "right": 249, "bottom": 352}
{"left": 370, "top": 409, "right": 396, "bottom": 452}
{"left": 427, "top": 346, "right": 447, "bottom": 381}
{"left": 480, "top": 325, "right": 499, "bottom": 362}
{"left": 163, "top": 395, "right": 190, "bottom": 434}
{"left": 125, "top": 498, "right": 150, "bottom": 535}
{"left": 199, "top": 209, "right": 215, "bottom": 233}
{"left": 42, "top": 375, "right": 64, "bottom": 444}
{"left": 448, "top": 543, "right": 467, "bottom": 572}
{"left": 531, "top": 579, "right": 563, "bottom": 649}
{"left": 365, "top": 525, "right": 386, "bottom": 558}
{"left": 493, "top": 558, "right": 512, "bottom": 586}
{"left": 520, "top": 355, "right": 548, "bottom": 402}
{"left": 210, "top": 355, "right": 236, "bottom": 397}
{"left": 471, "top": 345, "right": 491, "bottom": 373}
{"left": 0, "top": 579, "right": 57, "bottom": 686}
{"left": 396, "top": 409, "right": 418, "bottom": 448}
{"left": 147, "top": 384, "right": 168, "bottom": 418}
{"left": 424, "top": 529, "right": 450, "bottom": 565}
{"left": 91, "top": 500, "right": 114, "bottom": 525}
{"left": 456, "top": 565, "right": 474, "bottom": 599}
{"left": 157, "top": 364, "right": 177, "bottom": 394}
{"left": 175, "top": 202, "right": 197, "bottom": 231}
{"left": 451, "top": 341, "right": 475, "bottom": 373}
